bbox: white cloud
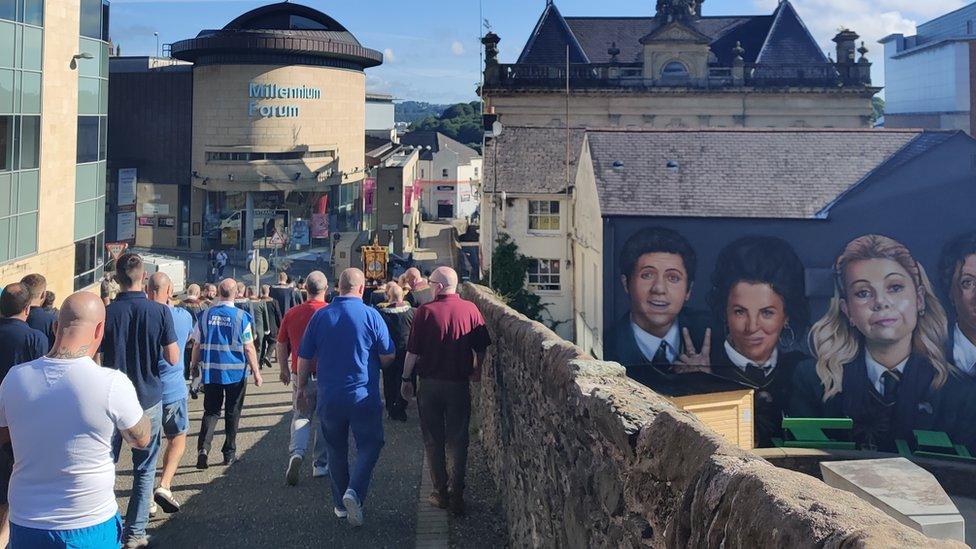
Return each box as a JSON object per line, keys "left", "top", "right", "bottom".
{"left": 451, "top": 40, "right": 465, "bottom": 56}
{"left": 751, "top": 0, "right": 968, "bottom": 87}
{"left": 383, "top": 48, "right": 396, "bottom": 63}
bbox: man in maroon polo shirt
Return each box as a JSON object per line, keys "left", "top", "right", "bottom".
{"left": 401, "top": 266, "right": 490, "bottom": 516}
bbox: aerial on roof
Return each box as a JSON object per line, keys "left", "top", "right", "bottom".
{"left": 170, "top": 2, "right": 383, "bottom": 69}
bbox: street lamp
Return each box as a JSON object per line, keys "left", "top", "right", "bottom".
{"left": 154, "top": 32, "right": 159, "bottom": 58}
{"left": 69, "top": 52, "right": 93, "bottom": 70}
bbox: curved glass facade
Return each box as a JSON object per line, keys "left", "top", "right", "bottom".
{"left": 74, "top": 0, "right": 110, "bottom": 290}
{"left": 0, "top": 2, "right": 43, "bottom": 264}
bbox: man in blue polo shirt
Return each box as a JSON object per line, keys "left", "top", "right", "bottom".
{"left": 100, "top": 253, "right": 179, "bottom": 548}
{"left": 297, "top": 268, "right": 394, "bottom": 528}
{"left": 191, "top": 278, "right": 263, "bottom": 469}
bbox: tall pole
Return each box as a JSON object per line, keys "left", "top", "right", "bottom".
{"left": 154, "top": 32, "right": 159, "bottom": 58}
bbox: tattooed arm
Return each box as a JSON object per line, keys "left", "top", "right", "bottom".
{"left": 120, "top": 414, "right": 151, "bottom": 449}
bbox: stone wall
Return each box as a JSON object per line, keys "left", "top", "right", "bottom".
{"left": 461, "top": 283, "right": 964, "bottom": 548}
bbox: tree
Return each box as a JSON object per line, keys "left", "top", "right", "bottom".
{"left": 871, "top": 95, "right": 885, "bottom": 125}
{"left": 410, "top": 101, "right": 483, "bottom": 151}
{"left": 489, "top": 233, "right": 548, "bottom": 322}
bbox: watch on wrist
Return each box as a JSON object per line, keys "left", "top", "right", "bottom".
{"left": 401, "top": 377, "right": 413, "bottom": 383}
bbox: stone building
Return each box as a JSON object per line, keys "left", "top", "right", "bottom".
{"left": 0, "top": 0, "right": 111, "bottom": 297}
{"left": 880, "top": 3, "right": 976, "bottom": 134}
{"left": 484, "top": 127, "right": 976, "bottom": 356}
{"left": 399, "top": 131, "right": 482, "bottom": 221}
{"left": 481, "top": 0, "right": 877, "bottom": 129}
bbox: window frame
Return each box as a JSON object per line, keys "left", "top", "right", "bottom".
{"left": 526, "top": 258, "right": 561, "bottom": 293}
{"left": 527, "top": 199, "right": 561, "bottom": 234}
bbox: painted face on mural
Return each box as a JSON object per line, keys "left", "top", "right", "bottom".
{"left": 725, "top": 282, "right": 787, "bottom": 364}
{"left": 840, "top": 258, "right": 923, "bottom": 347}
{"left": 623, "top": 252, "right": 691, "bottom": 338}
{"left": 950, "top": 255, "right": 976, "bottom": 338}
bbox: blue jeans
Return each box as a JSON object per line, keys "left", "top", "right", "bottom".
{"left": 10, "top": 513, "right": 123, "bottom": 548}
{"left": 113, "top": 402, "right": 162, "bottom": 540}
{"left": 320, "top": 397, "right": 384, "bottom": 509}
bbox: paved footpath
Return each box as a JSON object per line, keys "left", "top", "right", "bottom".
{"left": 114, "top": 375, "right": 429, "bottom": 548}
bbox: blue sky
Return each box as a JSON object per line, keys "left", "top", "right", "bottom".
{"left": 109, "top": 0, "right": 970, "bottom": 104}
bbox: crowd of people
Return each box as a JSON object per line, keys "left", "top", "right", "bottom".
{"left": 0, "top": 256, "right": 491, "bottom": 548}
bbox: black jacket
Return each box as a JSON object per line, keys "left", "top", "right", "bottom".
{"left": 605, "top": 310, "right": 728, "bottom": 396}
{"left": 708, "top": 345, "right": 808, "bottom": 448}
{"left": 790, "top": 352, "right": 976, "bottom": 453}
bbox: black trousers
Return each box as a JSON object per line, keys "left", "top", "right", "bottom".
{"left": 417, "top": 378, "right": 470, "bottom": 495}
{"left": 197, "top": 379, "right": 248, "bottom": 457}
{"left": 383, "top": 352, "right": 408, "bottom": 416}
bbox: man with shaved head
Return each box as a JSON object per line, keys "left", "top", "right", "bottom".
{"left": 100, "top": 253, "right": 179, "bottom": 548}
{"left": 403, "top": 268, "right": 433, "bottom": 307}
{"left": 401, "top": 266, "right": 491, "bottom": 516}
{"left": 191, "top": 278, "right": 263, "bottom": 470}
{"left": 146, "top": 273, "right": 194, "bottom": 514}
{"left": 297, "top": 268, "right": 395, "bottom": 526}
{"left": 0, "top": 291, "right": 150, "bottom": 548}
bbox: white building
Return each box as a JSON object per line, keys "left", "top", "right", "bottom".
{"left": 366, "top": 92, "right": 396, "bottom": 141}
{"left": 880, "top": 3, "right": 976, "bottom": 134}
{"left": 400, "top": 131, "right": 482, "bottom": 221}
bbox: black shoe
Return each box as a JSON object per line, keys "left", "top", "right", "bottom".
{"left": 195, "top": 453, "right": 208, "bottom": 470}
{"left": 223, "top": 453, "right": 237, "bottom": 466}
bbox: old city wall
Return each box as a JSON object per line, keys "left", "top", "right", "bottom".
{"left": 460, "top": 283, "right": 963, "bottom": 548}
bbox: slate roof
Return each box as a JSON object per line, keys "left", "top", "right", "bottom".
{"left": 400, "top": 131, "right": 481, "bottom": 165}
{"left": 515, "top": 0, "right": 824, "bottom": 67}
{"left": 483, "top": 126, "right": 586, "bottom": 194}
{"left": 585, "top": 129, "right": 930, "bottom": 218}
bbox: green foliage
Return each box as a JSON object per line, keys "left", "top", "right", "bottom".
{"left": 410, "top": 101, "right": 483, "bottom": 151}
{"left": 489, "top": 233, "right": 548, "bottom": 322}
{"left": 395, "top": 101, "right": 450, "bottom": 125}
{"left": 871, "top": 95, "right": 885, "bottom": 125}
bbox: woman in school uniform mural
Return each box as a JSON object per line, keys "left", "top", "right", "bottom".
{"left": 790, "top": 234, "right": 976, "bottom": 452}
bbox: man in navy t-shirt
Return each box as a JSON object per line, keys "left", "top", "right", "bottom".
{"left": 297, "top": 268, "right": 394, "bottom": 528}
{"left": 99, "top": 254, "right": 179, "bottom": 547}
{"left": 20, "top": 274, "right": 55, "bottom": 352}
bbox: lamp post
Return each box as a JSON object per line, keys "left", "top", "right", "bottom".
{"left": 154, "top": 32, "right": 159, "bottom": 58}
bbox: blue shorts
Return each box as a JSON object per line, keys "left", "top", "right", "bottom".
{"left": 162, "top": 398, "right": 189, "bottom": 437}
{"left": 10, "top": 513, "right": 122, "bottom": 549}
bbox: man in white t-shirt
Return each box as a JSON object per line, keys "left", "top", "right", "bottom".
{"left": 0, "top": 291, "right": 150, "bottom": 549}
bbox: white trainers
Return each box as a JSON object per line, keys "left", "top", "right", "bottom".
{"left": 148, "top": 500, "right": 158, "bottom": 517}
{"left": 285, "top": 454, "right": 302, "bottom": 486}
{"left": 342, "top": 488, "right": 364, "bottom": 527}
{"left": 334, "top": 506, "right": 348, "bottom": 518}
{"left": 154, "top": 486, "right": 181, "bottom": 513}
{"left": 312, "top": 464, "right": 329, "bottom": 478}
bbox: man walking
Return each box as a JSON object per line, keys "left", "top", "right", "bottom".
{"left": 20, "top": 274, "right": 55, "bottom": 350}
{"left": 269, "top": 272, "right": 302, "bottom": 316}
{"left": 215, "top": 250, "right": 228, "bottom": 279}
{"left": 0, "top": 283, "right": 49, "bottom": 546}
{"left": 277, "top": 271, "right": 329, "bottom": 486}
{"left": 191, "top": 278, "right": 263, "bottom": 469}
{"left": 402, "top": 267, "right": 491, "bottom": 516}
{"left": 297, "top": 268, "right": 394, "bottom": 526}
{"left": 146, "top": 273, "right": 194, "bottom": 514}
{"left": 0, "top": 291, "right": 151, "bottom": 549}
{"left": 100, "top": 253, "right": 179, "bottom": 548}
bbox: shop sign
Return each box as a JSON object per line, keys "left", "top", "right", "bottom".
{"left": 118, "top": 168, "right": 136, "bottom": 207}
{"left": 138, "top": 216, "right": 155, "bottom": 227}
{"left": 117, "top": 211, "right": 135, "bottom": 240}
{"left": 247, "top": 82, "right": 322, "bottom": 119}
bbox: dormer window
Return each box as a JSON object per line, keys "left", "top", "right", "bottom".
{"left": 661, "top": 61, "right": 689, "bottom": 78}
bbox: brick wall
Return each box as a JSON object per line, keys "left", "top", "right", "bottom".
{"left": 461, "top": 282, "right": 964, "bottom": 548}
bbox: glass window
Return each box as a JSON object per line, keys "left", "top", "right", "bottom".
{"left": 80, "top": 0, "right": 102, "bottom": 40}
{"left": 527, "top": 258, "right": 561, "bottom": 292}
{"left": 0, "top": 22, "right": 14, "bottom": 68}
{"left": 0, "top": 115, "right": 11, "bottom": 171}
{"left": 23, "top": 0, "right": 42, "bottom": 27}
{"left": 528, "top": 200, "right": 560, "bottom": 232}
{"left": 442, "top": 168, "right": 449, "bottom": 178}
{"left": 0, "top": 69, "right": 12, "bottom": 113}
{"left": 15, "top": 211, "right": 35, "bottom": 257}
{"left": 19, "top": 114, "right": 37, "bottom": 169}
{"left": 0, "top": 217, "right": 8, "bottom": 262}
{"left": 74, "top": 199, "right": 96, "bottom": 240}
{"left": 77, "top": 116, "right": 99, "bottom": 163}
{"left": 98, "top": 78, "right": 107, "bottom": 114}
{"left": 98, "top": 116, "right": 107, "bottom": 160}
{"left": 17, "top": 168, "right": 36, "bottom": 212}
{"left": 75, "top": 162, "right": 97, "bottom": 201}
{"left": 78, "top": 77, "right": 98, "bottom": 114}
{"left": 78, "top": 38, "right": 101, "bottom": 78}
{"left": 100, "top": 1, "right": 109, "bottom": 42}
{"left": 0, "top": 2, "right": 14, "bottom": 23}
{"left": 73, "top": 232, "right": 103, "bottom": 289}
{"left": 0, "top": 173, "right": 10, "bottom": 216}
{"left": 21, "top": 26, "right": 41, "bottom": 71}
{"left": 20, "top": 70, "right": 39, "bottom": 114}
{"left": 662, "top": 61, "right": 689, "bottom": 78}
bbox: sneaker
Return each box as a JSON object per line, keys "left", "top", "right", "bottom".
{"left": 153, "top": 487, "right": 181, "bottom": 513}
{"left": 123, "top": 536, "right": 151, "bottom": 549}
{"left": 449, "top": 491, "right": 466, "bottom": 517}
{"left": 285, "top": 454, "right": 302, "bottom": 486}
{"left": 149, "top": 500, "right": 158, "bottom": 517}
{"left": 342, "top": 488, "right": 364, "bottom": 527}
{"left": 312, "top": 464, "right": 329, "bottom": 478}
{"left": 222, "top": 452, "right": 236, "bottom": 466}
{"left": 428, "top": 490, "right": 448, "bottom": 509}
{"left": 195, "top": 452, "right": 208, "bottom": 470}
{"left": 334, "top": 507, "right": 348, "bottom": 519}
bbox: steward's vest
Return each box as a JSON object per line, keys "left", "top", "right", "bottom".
{"left": 198, "top": 304, "right": 249, "bottom": 385}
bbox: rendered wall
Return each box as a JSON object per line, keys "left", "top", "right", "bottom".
{"left": 461, "top": 282, "right": 963, "bottom": 548}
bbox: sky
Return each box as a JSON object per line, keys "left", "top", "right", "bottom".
{"left": 109, "top": 0, "right": 972, "bottom": 104}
